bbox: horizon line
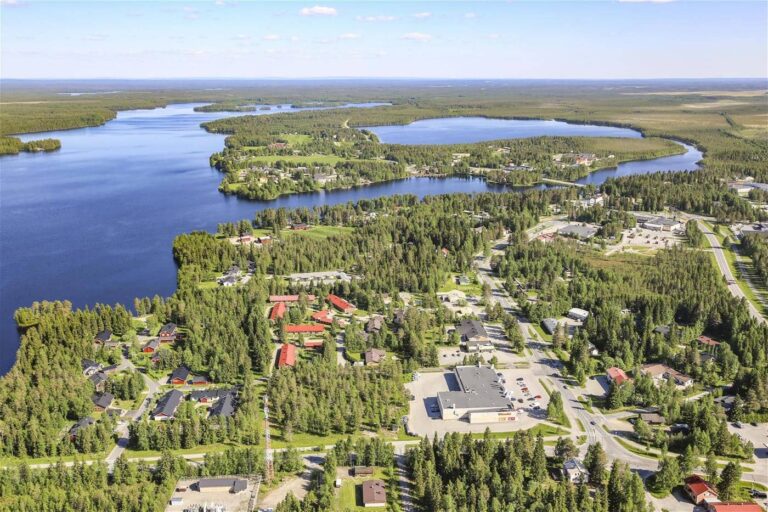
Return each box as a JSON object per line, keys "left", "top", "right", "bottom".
{"left": 2, "top": 76, "right": 767, "bottom": 82}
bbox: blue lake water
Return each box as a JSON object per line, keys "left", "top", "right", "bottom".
{"left": 0, "top": 106, "right": 700, "bottom": 373}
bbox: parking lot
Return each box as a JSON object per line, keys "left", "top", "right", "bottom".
{"left": 404, "top": 365, "right": 551, "bottom": 438}
{"left": 607, "top": 227, "right": 684, "bottom": 255}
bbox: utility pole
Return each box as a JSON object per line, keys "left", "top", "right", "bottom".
{"left": 264, "top": 395, "right": 274, "bottom": 483}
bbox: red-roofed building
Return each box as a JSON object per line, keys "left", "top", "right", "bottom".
{"left": 269, "top": 302, "right": 287, "bottom": 322}
{"left": 269, "top": 295, "right": 316, "bottom": 303}
{"left": 327, "top": 294, "right": 355, "bottom": 314}
{"left": 278, "top": 343, "right": 297, "bottom": 368}
{"left": 312, "top": 310, "right": 334, "bottom": 325}
{"left": 707, "top": 504, "right": 764, "bottom": 512}
{"left": 684, "top": 475, "right": 718, "bottom": 504}
{"left": 286, "top": 324, "right": 326, "bottom": 334}
{"left": 606, "top": 367, "right": 630, "bottom": 386}
{"left": 304, "top": 340, "right": 324, "bottom": 349}
{"left": 698, "top": 335, "right": 721, "bottom": 347}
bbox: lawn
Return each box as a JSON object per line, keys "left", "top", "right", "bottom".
{"left": 336, "top": 467, "right": 389, "bottom": 510}
{"left": 437, "top": 272, "right": 484, "bottom": 296}
{"left": 251, "top": 225, "right": 354, "bottom": 241}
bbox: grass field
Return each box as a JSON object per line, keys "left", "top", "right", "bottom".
{"left": 336, "top": 467, "right": 389, "bottom": 510}
{"left": 249, "top": 225, "right": 355, "bottom": 241}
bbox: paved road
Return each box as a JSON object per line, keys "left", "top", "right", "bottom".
{"left": 474, "top": 238, "right": 768, "bottom": 489}
{"left": 695, "top": 219, "right": 766, "bottom": 324}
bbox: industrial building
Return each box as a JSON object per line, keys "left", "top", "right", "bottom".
{"left": 437, "top": 365, "right": 516, "bottom": 423}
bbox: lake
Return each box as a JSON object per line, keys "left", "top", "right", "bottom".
{"left": 0, "top": 106, "right": 701, "bottom": 373}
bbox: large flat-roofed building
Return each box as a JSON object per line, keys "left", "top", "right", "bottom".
{"left": 643, "top": 216, "right": 683, "bottom": 232}
{"left": 197, "top": 477, "right": 247, "bottom": 494}
{"left": 437, "top": 365, "right": 515, "bottom": 423}
{"left": 557, "top": 223, "right": 599, "bottom": 240}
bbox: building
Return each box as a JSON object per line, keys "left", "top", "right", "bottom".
{"left": 190, "top": 375, "right": 208, "bottom": 386}
{"left": 158, "top": 323, "right": 178, "bottom": 342}
{"left": 567, "top": 308, "right": 590, "bottom": 322}
{"left": 641, "top": 363, "right": 694, "bottom": 389}
{"left": 638, "top": 412, "right": 666, "bottom": 425}
{"left": 304, "top": 339, "right": 323, "bottom": 349}
{"left": 456, "top": 319, "right": 494, "bottom": 352}
{"left": 189, "top": 388, "right": 232, "bottom": 403}
{"left": 563, "top": 458, "right": 589, "bottom": 483}
{"left": 92, "top": 392, "right": 114, "bottom": 412}
{"left": 278, "top": 343, "right": 297, "bottom": 368}
{"left": 269, "top": 294, "right": 316, "bottom": 303}
{"left": 684, "top": 475, "right": 718, "bottom": 504}
{"left": 269, "top": 302, "right": 287, "bottom": 322}
{"left": 285, "top": 324, "right": 325, "bottom": 334}
{"left": 170, "top": 366, "right": 191, "bottom": 385}
{"left": 707, "top": 504, "right": 765, "bottom": 512}
{"left": 209, "top": 392, "right": 236, "bottom": 418}
{"left": 353, "top": 466, "right": 375, "bottom": 476}
{"left": 541, "top": 318, "right": 558, "bottom": 335}
{"left": 220, "top": 275, "right": 238, "bottom": 287}
{"left": 558, "top": 224, "right": 599, "bottom": 240}
{"left": 364, "top": 348, "right": 387, "bottom": 366}
{"left": 437, "top": 365, "right": 516, "bottom": 423}
{"left": 366, "top": 315, "right": 385, "bottom": 333}
{"left": 142, "top": 338, "right": 160, "bottom": 353}
{"left": 69, "top": 417, "right": 95, "bottom": 440}
{"left": 89, "top": 371, "right": 108, "bottom": 392}
{"left": 698, "top": 335, "right": 721, "bottom": 347}
{"left": 361, "top": 479, "right": 387, "bottom": 508}
{"left": 291, "top": 223, "right": 309, "bottom": 230}
{"left": 153, "top": 390, "right": 184, "bottom": 420}
{"left": 327, "top": 293, "right": 356, "bottom": 314}
{"left": 643, "top": 216, "right": 683, "bottom": 232}
{"left": 311, "top": 309, "right": 334, "bottom": 325}
{"left": 82, "top": 359, "right": 102, "bottom": 376}
{"left": 197, "top": 478, "right": 247, "bottom": 494}
{"left": 606, "top": 367, "right": 630, "bottom": 386}
{"left": 94, "top": 330, "right": 112, "bottom": 345}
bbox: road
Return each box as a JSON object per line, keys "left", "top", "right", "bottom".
{"left": 105, "top": 347, "right": 161, "bottom": 469}
{"left": 695, "top": 219, "right": 767, "bottom": 324}
{"left": 473, "top": 238, "right": 768, "bottom": 489}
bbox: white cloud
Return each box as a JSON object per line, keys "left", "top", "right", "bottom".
{"left": 413, "top": 12, "right": 431, "bottom": 19}
{"left": 262, "top": 34, "right": 280, "bottom": 41}
{"left": 0, "top": 0, "right": 25, "bottom": 6}
{"left": 338, "top": 33, "right": 361, "bottom": 40}
{"left": 356, "top": 15, "right": 396, "bottom": 22}
{"left": 183, "top": 6, "right": 200, "bottom": 20}
{"left": 487, "top": 33, "right": 500, "bottom": 39}
{"left": 300, "top": 5, "right": 337, "bottom": 16}
{"left": 401, "top": 32, "right": 432, "bottom": 42}
{"left": 464, "top": 12, "right": 477, "bottom": 19}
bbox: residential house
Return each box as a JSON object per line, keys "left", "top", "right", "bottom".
{"left": 361, "top": 479, "right": 387, "bottom": 508}
{"left": 567, "top": 308, "right": 590, "bottom": 322}
{"left": 69, "top": 417, "right": 95, "bottom": 441}
{"left": 327, "top": 293, "right": 356, "bottom": 314}
{"left": 92, "top": 392, "right": 114, "bottom": 412}
{"left": 563, "top": 459, "right": 589, "bottom": 483}
{"left": 189, "top": 388, "right": 231, "bottom": 403}
{"left": 190, "top": 375, "right": 208, "bottom": 386}
{"left": 170, "top": 366, "right": 191, "bottom": 385}
{"left": 269, "top": 302, "right": 287, "bottom": 322}
{"left": 278, "top": 343, "right": 297, "bottom": 368}
{"left": 142, "top": 338, "right": 160, "bottom": 353}
{"left": 606, "top": 367, "right": 630, "bottom": 386}
{"left": 311, "top": 310, "right": 334, "bottom": 325}
{"left": 286, "top": 324, "right": 325, "bottom": 334}
{"left": 89, "top": 371, "right": 108, "bottom": 392}
{"left": 638, "top": 412, "right": 666, "bottom": 426}
{"left": 219, "top": 275, "right": 238, "bottom": 287}
{"left": 82, "top": 359, "right": 102, "bottom": 376}
{"left": 541, "top": 318, "right": 558, "bottom": 335}
{"left": 209, "top": 392, "right": 236, "bottom": 418}
{"left": 153, "top": 389, "right": 184, "bottom": 420}
{"left": 641, "top": 363, "right": 694, "bottom": 389}
{"left": 159, "top": 323, "right": 178, "bottom": 343}
{"left": 366, "top": 315, "right": 385, "bottom": 334}
{"left": 684, "top": 475, "right": 718, "bottom": 505}
{"left": 94, "top": 330, "right": 112, "bottom": 345}
{"left": 456, "top": 319, "right": 494, "bottom": 352}
{"left": 364, "top": 348, "right": 387, "bottom": 366}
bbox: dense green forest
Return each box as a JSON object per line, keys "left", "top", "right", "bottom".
{"left": 408, "top": 431, "right": 652, "bottom": 512}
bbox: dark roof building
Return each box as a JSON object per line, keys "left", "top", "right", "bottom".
{"left": 81, "top": 359, "right": 101, "bottom": 376}
{"left": 361, "top": 479, "right": 387, "bottom": 508}
{"left": 170, "top": 366, "right": 191, "bottom": 384}
{"left": 153, "top": 390, "right": 184, "bottom": 420}
{"left": 89, "top": 371, "right": 108, "bottom": 390}
{"left": 94, "top": 330, "right": 112, "bottom": 343}
{"left": 142, "top": 338, "right": 160, "bottom": 353}
{"left": 366, "top": 315, "right": 384, "bottom": 333}
{"left": 189, "top": 388, "right": 232, "bottom": 402}
{"left": 364, "top": 348, "right": 387, "bottom": 366}
{"left": 69, "top": 417, "right": 96, "bottom": 439}
{"left": 209, "top": 392, "right": 236, "bottom": 418}
{"left": 456, "top": 319, "right": 493, "bottom": 351}
{"left": 197, "top": 477, "right": 247, "bottom": 493}
{"left": 92, "top": 392, "right": 114, "bottom": 411}
{"left": 541, "top": 318, "right": 558, "bottom": 335}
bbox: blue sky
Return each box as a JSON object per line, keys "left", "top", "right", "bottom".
{"left": 1, "top": 1, "right": 766, "bottom": 79}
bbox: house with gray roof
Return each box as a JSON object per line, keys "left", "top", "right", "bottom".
{"left": 456, "top": 319, "right": 493, "bottom": 352}
{"left": 541, "top": 318, "right": 558, "bottom": 335}
{"left": 563, "top": 458, "right": 589, "bottom": 483}
{"left": 152, "top": 390, "right": 184, "bottom": 420}
{"left": 209, "top": 392, "right": 236, "bottom": 418}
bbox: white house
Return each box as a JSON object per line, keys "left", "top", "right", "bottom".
{"left": 567, "top": 308, "right": 589, "bottom": 322}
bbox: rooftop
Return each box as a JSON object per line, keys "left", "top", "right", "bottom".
{"left": 361, "top": 479, "right": 387, "bottom": 505}
{"left": 153, "top": 389, "right": 184, "bottom": 417}
{"left": 438, "top": 365, "right": 512, "bottom": 411}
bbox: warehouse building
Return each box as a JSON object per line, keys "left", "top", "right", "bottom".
{"left": 437, "top": 365, "right": 516, "bottom": 423}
